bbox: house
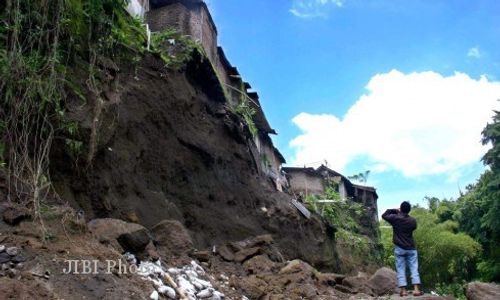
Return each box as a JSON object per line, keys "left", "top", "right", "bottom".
{"left": 142, "top": 0, "right": 288, "bottom": 192}
{"left": 316, "top": 165, "right": 354, "bottom": 200}
{"left": 282, "top": 167, "right": 325, "bottom": 197}
{"left": 283, "top": 165, "right": 379, "bottom": 218}
{"left": 146, "top": 0, "right": 218, "bottom": 62}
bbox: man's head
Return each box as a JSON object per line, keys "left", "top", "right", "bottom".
{"left": 400, "top": 201, "right": 411, "bottom": 214}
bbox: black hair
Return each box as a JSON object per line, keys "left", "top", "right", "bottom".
{"left": 400, "top": 201, "right": 411, "bottom": 214}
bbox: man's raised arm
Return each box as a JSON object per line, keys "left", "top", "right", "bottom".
{"left": 382, "top": 209, "right": 399, "bottom": 224}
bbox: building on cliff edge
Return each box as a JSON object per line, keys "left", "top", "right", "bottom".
{"left": 282, "top": 165, "right": 379, "bottom": 222}
{"left": 126, "top": 0, "right": 288, "bottom": 191}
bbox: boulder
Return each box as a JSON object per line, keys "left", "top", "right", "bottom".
{"left": 278, "top": 259, "right": 315, "bottom": 283}
{"left": 315, "top": 272, "right": 345, "bottom": 286}
{"left": 465, "top": 282, "right": 500, "bottom": 300}
{"left": 6, "top": 247, "right": 20, "bottom": 257}
{"left": 117, "top": 228, "right": 151, "bottom": 253}
{"left": 151, "top": 220, "right": 193, "bottom": 256}
{"left": 87, "top": 218, "right": 146, "bottom": 251}
{"left": 238, "top": 275, "right": 268, "bottom": 299}
{"left": 2, "top": 206, "right": 31, "bottom": 225}
{"left": 217, "top": 245, "right": 234, "bottom": 262}
{"left": 234, "top": 247, "right": 261, "bottom": 263}
{"left": 0, "top": 252, "right": 10, "bottom": 264}
{"left": 230, "top": 234, "right": 274, "bottom": 251}
{"left": 343, "top": 276, "right": 374, "bottom": 295}
{"left": 243, "top": 255, "right": 276, "bottom": 275}
{"left": 368, "top": 267, "right": 397, "bottom": 296}
{"left": 191, "top": 250, "right": 211, "bottom": 262}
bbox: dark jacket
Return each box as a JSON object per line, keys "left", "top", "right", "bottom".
{"left": 382, "top": 209, "right": 417, "bottom": 250}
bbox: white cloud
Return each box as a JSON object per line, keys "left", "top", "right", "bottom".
{"left": 290, "top": 0, "right": 345, "bottom": 18}
{"left": 467, "top": 47, "right": 481, "bottom": 58}
{"left": 290, "top": 70, "right": 500, "bottom": 177}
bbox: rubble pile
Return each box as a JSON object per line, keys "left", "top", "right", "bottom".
{"left": 124, "top": 253, "right": 227, "bottom": 300}
{"left": 0, "top": 245, "right": 26, "bottom": 278}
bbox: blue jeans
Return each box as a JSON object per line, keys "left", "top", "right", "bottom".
{"left": 395, "top": 245, "right": 421, "bottom": 287}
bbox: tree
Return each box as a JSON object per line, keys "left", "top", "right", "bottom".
{"left": 452, "top": 109, "right": 500, "bottom": 281}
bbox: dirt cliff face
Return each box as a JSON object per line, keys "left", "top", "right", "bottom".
{"left": 50, "top": 53, "right": 339, "bottom": 271}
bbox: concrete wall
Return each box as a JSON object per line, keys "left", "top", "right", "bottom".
{"left": 146, "top": 2, "right": 218, "bottom": 62}
{"left": 287, "top": 171, "right": 324, "bottom": 196}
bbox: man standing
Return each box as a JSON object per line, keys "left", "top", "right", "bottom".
{"left": 382, "top": 201, "right": 423, "bottom": 297}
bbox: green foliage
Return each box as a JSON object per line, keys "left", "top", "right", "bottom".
{"left": 434, "top": 281, "right": 466, "bottom": 300}
{"left": 306, "top": 182, "right": 378, "bottom": 264}
{"left": 150, "top": 28, "right": 201, "bottom": 69}
{"left": 235, "top": 97, "right": 258, "bottom": 137}
{"left": 348, "top": 170, "right": 371, "bottom": 183}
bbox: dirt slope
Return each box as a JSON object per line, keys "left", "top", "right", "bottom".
{"left": 50, "top": 53, "right": 339, "bottom": 271}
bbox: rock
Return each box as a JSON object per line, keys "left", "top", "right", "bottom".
{"left": 191, "top": 250, "right": 211, "bottom": 262}
{"left": 315, "top": 272, "right": 345, "bottom": 286}
{"left": 217, "top": 245, "right": 234, "bottom": 262}
{"left": 243, "top": 255, "right": 276, "bottom": 275}
{"left": 117, "top": 228, "right": 151, "bottom": 253}
{"left": 231, "top": 235, "right": 274, "bottom": 251}
{"left": 6, "top": 268, "right": 18, "bottom": 278}
{"left": 234, "top": 247, "right": 260, "bottom": 263}
{"left": 343, "top": 276, "right": 374, "bottom": 295}
{"left": 300, "top": 283, "right": 318, "bottom": 298}
{"left": 150, "top": 290, "right": 159, "bottom": 300}
{"left": 197, "top": 288, "right": 214, "bottom": 298}
{"left": 87, "top": 218, "right": 146, "bottom": 251}
{"left": 465, "top": 282, "right": 500, "bottom": 300}
{"left": 151, "top": 220, "right": 193, "bottom": 256}
{"left": 0, "top": 245, "right": 5, "bottom": 252}
{"left": 158, "top": 285, "right": 176, "bottom": 299}
{"left": 0, "top": 253, "right": 10, "bottom": 264}
{"left": 279, "top": 259, "right": 314, "bottom": 276}
{"left": 2, "top": 206, "right": 31, "bottom": 225}
{"left": 368, "top": 267, "right": 397, "bottom": 296}
{"left": 6, "top": 247, "right": 19, "bottom": 256}
{"left": 334, "top": 284, "right": 354, "bottom": 294}
{"left": 238, "top": 275, "right": 268, "bottom": 299}
{"left": 11, "top": 255, "right": 26, "bottom": 263}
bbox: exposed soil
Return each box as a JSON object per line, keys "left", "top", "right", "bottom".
{"left": 49, "top": 53, "right": 339, "bottom": 272}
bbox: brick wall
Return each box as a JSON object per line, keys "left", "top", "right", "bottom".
{"left": 146, "top": 1, "right": 218, "bottom": 64}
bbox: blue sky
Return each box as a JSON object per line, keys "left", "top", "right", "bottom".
{"left": 207, "top": 0, "right": 500, "bottom": 213}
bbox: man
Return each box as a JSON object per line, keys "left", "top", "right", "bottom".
{"left": 382, "top": 201, "right": 423, "bottom": 297}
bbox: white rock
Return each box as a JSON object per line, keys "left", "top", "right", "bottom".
{"left": 196, "top": 288, "right": 214, "bottom": 298}
{"left": 241, "top": 296, "right": 250, "bottom": 300}
{"left": 192, "top": 280, "right": 204, "bottom": 290}
{"left": 150, "top": 290, "right": 159, "bottom": 300}
{"left": 192, "top": 277, "right": 212, "bottom": 289}
{"left": 167, "top": 267, "right": 181, "bottom": 275}
{"left": 208, "top": 293, "right": 221, "bottom": 300}
{"left": 178, "top": 275, "right": 196, "bottom": 295}
{"left": 158, "top": 286, "right": 176, "bottom": 299}
{"left": 191, "top": 260, "right": 205, "bottom": 274}
{"left": 214, "top": 291, "right": 225, "bottom": 299}
{"left": 6, "top": 247, "right": 19, "bottom": 256}
{"left": 0, "top": 245, "right": 5, "bottom": 253}
{"left": 219, "top": 274, "right": 229, "bottom": 281}
{"left": 184, "top": 269, "right": 199, "bottom": 279}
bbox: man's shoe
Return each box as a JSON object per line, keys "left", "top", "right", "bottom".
{"left": 412, "top": 291, "right": 424, "bottom": 296}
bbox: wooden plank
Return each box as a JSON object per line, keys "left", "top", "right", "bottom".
{"left": 292, "top": 199, "right": 311, "bottom": 219}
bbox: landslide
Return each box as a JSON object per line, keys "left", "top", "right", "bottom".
{"left": 50, "top": 53, "right": 339, "bottom": 271}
